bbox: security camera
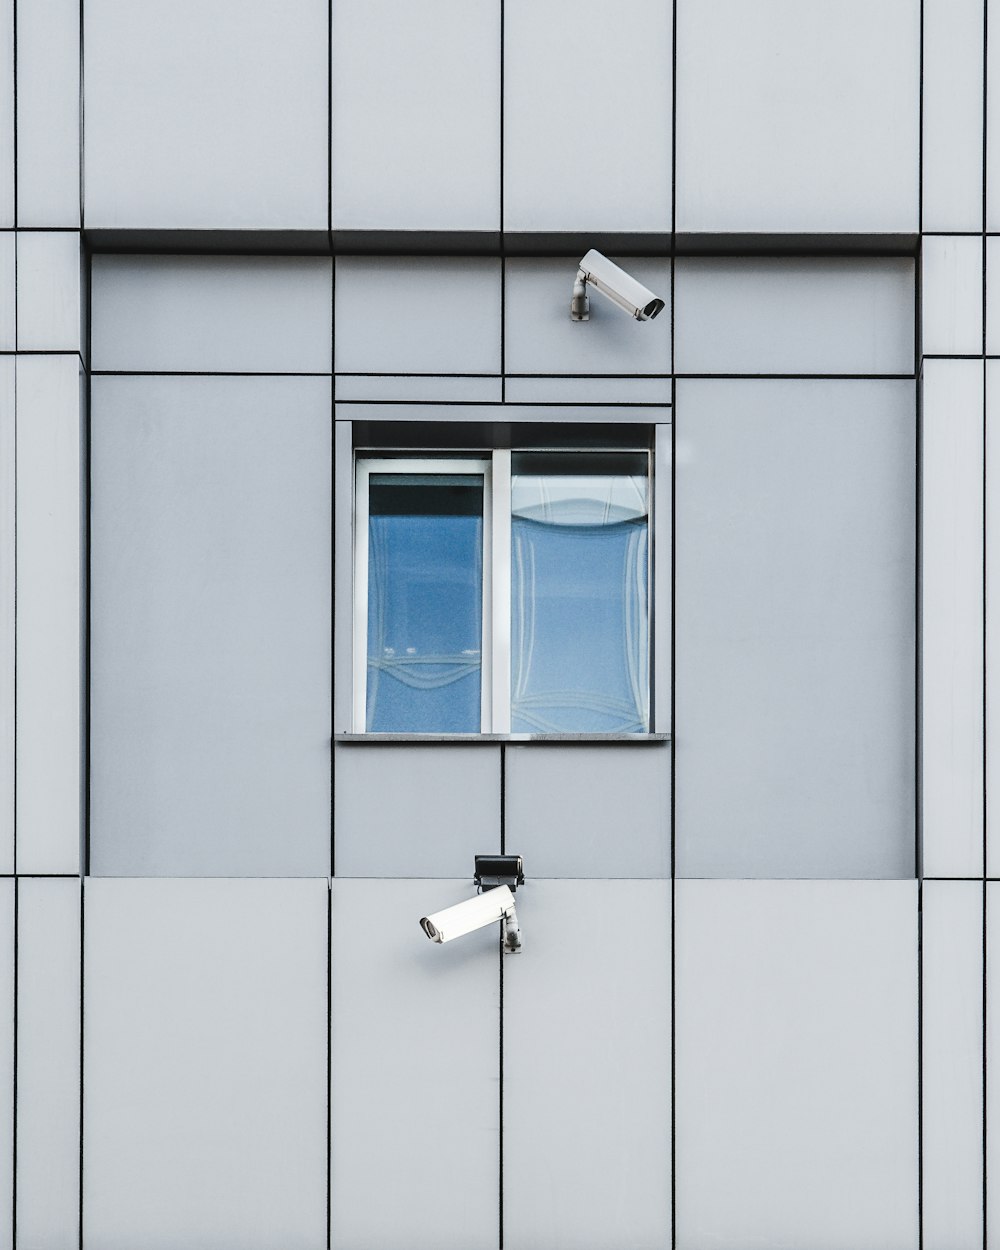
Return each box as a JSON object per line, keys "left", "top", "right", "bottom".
{"left": 571, "top": 249, "right": 664, "bottom": 322}
{"left": 420, "top": 884, "right": 522, "bottom": 953}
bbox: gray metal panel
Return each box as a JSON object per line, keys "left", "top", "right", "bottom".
{"left": 0, "top": 882, "right": 11, "bottom": 1245}
{"left": 675, "top": 880, "right": 919, "bottom": 1250}
{"left": 922, "top": 237, "right": 983, "bottom": 356}
{"left": 505, "top": 258, "right": 671, "bottom": 377}
{"left": 675, "top": 379, "right": 915, "bottom": 879}
{"left": 331, "top": 879, "right": 499, "bottom": 1250}
{"left": 503, "top": 880, "right": 671, "bottom": 1250}
{"left": 986, "top": 240, "right": 1000, "bottom": 356}
{"left": 334, "top": 258, "right": 501, "bottom": 375}
{"left": 334, "top": 744, "right": 500, "bottom": 877}
{"left": 923, "top": 360, "right": 984, "bottom": 877}
{"left": 84, "top": 878, "right": 328, "bottom": 1250}
{"left": 674, "top": 258, "right": 915, "bottom": 376}
{"left": 503, "top": 0, "right": 671, "bottom": 232}
{"left": 0, "top": 0, "right": 10, "bottom": 226}
{"left": 503, "top": 376, "right": 672, "bottom": 404}
{"left": 0, "top": 359, "right": 11, "bottom": 873}
{"left": 0, "top": 232, "right": 12, "bottom": 348}
{"left": 331, "top": 0, "right": 500, "bottom": 230}
{"left": 15, "top": 0, "right": 80, "bottom": 226}
{"left": 92, "top": 255, "right": 333, "bottom": 373}
{"left": 83, "top": 0, "right": 328, "bottom": 228}
{"left": 16, "top": 232, "right": 81, "bottom": 352}
{"left": 675, "top": 0, "right": 919, "bottom": 232}
{"left": 987, "top": 885, "right": 1000, "bottom": 1250}
{"left": 989, "top": 363, "right": 1000, "bottom": 874}
{"left": 16, "top": 356, "right": 83, "bottom": 875}
{"left": 923, "top": 0, "right": 984, "bottom": 231}
{"left": 339, "top": 402, "right": 667, "bottom": 425}
{"left": 335, "top": 376, "right": 503, "bottom": 403}
{"left": 988, "top": 6, "right": 1000, "bottom": 233}
{"left": 90, "top": 375, "right": 331, "bottom": 877}
{"left": 922, "top": 880, "right": 983, "bottom": 1250}
{"left": 505, "top": 745, "right": 669, "bottom": 877}
{"left": 988, "top": 885, "right": 1000, "bottom": 1250}
{"left": 16, "top": 878, "right": 80, "bottom": 1249}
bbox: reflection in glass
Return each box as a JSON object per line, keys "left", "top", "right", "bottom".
{"left": 510, "top": 453, "right": 648, "bottom": 733}
{"left": 367, "top": 475, "right": 483, "bottom": 732}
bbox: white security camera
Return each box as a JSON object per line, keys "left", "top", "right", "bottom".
{"left": 420, "top": 884, "right": 522, "bottom": 953}
{"left": 571, "top": 249, "right": 665, "bottom": 322}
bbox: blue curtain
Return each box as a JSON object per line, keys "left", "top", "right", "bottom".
{"left": 366, "top": 479, "right": 483, "bottom": 733}
{"left": 511, "top": 493, "right": 648, "bottom": 734}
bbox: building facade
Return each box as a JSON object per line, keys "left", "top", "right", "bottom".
{"left": 0, "top": 0, "right": 991, "bottom": 1246}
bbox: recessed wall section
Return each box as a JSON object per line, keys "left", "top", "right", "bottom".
{"left": 90, "top": 375, "right": 331, "bottom": 877}
{"left": 504, "top": 258, "right": 671, "bottom": 380}
{"left": 674, "top": 258, "right": 915, "bottom": 376}
{"left": 923, "top": 360, "right": 985, "bottom": 877}
{"left": 92, "top": 255, "right": 333, "bottom": 373}
{"left": 334, "top": 745, "right": 500, "bottom": 877}
{"left": 505, "top": 745, "right": 669, "bottom": 878}
{"left": 675, "top": 378, "right": 916, "bottom": 879}
{"left": 335, "top": 375, "right": 504, "bottom": 403}
{"left": 0, "top": 231, "right": 12, "bottom": 347}
{"left": 340, "top": 402, "right": 668, "bottom": 426}
{"left": 985, "top": 240, "right": 1000, "bottom": 355}
{"left": 16, "top": 355, "right": 84, "bottom": 874}
{"left": 0, "top": 358, "right": 11, "bottom": 873}
{"left": 987, "top": 361, "right": 1000, "bottom": 875}
{"left": 334, "top": 257, "right": 502, "bottom": 376}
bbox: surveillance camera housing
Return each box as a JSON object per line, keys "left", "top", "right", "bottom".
{"left": 420, "top": 884, "right": 522, "bottom": 953}
{"left": 571, "top": 249, "right": 665, "bottom": 322}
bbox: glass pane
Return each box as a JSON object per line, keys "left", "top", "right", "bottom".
{"left": 367, "top": 474, "right": 483, "bottom": 732}
{"left": 511, "top": 454, "right": 648, "bottom": 733}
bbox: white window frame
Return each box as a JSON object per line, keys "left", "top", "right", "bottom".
{"left": 353, "top": 448, "right": 652, "bottom": 735}
{"left": 354, "top": 457, "right": 496, "bottom": 733}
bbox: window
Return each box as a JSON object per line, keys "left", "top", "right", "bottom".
{"left": 354, "top": 449, "right": 651, "bottom": 734}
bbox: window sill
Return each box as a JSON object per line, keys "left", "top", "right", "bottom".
{"left": 334, "top": 732, "right": 671, "bottom": 745}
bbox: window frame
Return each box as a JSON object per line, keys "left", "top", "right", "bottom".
{"left": 353, "top": 455, "right": 496, "bottom": 733}
{"left": 352, "top": 445, "right": 655, "bottom": 736}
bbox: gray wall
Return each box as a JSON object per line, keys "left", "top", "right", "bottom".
{"left": 90, "top": 372, "right": 332, "bottom": 877}
{"left": 88, "top": 255, "right": 916, "bottom": 884}
{"left": 675, "top": 378, "right": 915, "bottom": 878}
{"left": 7, "top": 0, "right": 989, "bottom": 1244}
{"left": 74, "top": 253, "right": 919, "bottom": 1247}
{"left": 78, "top": 0, "right": 919, "bottom": 234}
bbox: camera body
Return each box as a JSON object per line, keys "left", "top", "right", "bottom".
{"left": 420, "top": 884, "right": 522, "bottom": 953}
{"left": 571, "top": 249, "right": 665, "bottom": 322}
